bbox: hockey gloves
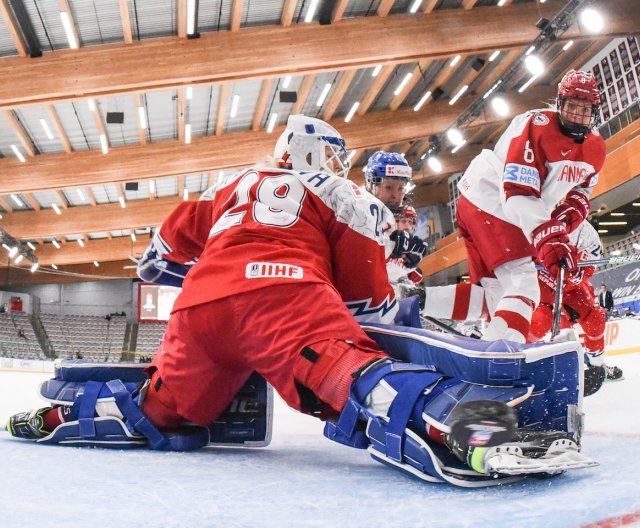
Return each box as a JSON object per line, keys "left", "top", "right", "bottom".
{"left": 552, "top": 190, "right": 590, "bottom": 233}
{"left": 532, "top": 219, "right": 578, "bottom": 278}
{"left": 390, "top": 231, "right": 427, "bottom": 268}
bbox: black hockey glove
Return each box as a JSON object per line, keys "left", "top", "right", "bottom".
{"left": 390, "top": 230, "right": 411, "bottom": 259}
{"left": 403, "top": 235, "right": 428, "bottom": 268}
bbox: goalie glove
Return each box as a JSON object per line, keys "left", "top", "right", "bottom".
{"left": 137, "top": 244, "right": 193, "bottom": 287}
{"left": 532, "top": 219, "right": 578, "bottom": 278}
{"left": 551, "top": 190, "right": 590, "bottom": 233}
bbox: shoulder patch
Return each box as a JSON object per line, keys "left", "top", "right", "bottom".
{"left": 532, "top": 113, "right": 550, "bottom": 126}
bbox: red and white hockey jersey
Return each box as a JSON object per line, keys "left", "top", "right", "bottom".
{"left": 458, "top": 109, "right": 606, "bottom": 241}
{"left": 153, "top": 166, "right": 398, "bottom": 324}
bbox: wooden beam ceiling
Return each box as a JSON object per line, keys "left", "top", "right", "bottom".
{"left": 0, "top": 87, "right": 551, "bottom": 195}
{"left": 2, "top": 0, "right": 629, "bottom": 109}
{"left": 0, "top": 260, "right": 137, "bottom": 285}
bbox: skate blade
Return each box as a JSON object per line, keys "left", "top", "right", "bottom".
{"left": 485, "top": 449, "right": 598, "bottom": 476}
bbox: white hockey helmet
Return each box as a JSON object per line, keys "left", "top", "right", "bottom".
{"left": 274, "top": 114, "right": 350, "bottom": 178}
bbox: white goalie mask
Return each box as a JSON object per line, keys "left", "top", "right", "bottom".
{"left": 274, "top": 114, "right": 350, "bottom": 178}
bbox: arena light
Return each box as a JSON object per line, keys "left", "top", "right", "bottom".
{"left": 2, "top": 243, "right": 11, "bottom": 253}
{"left": 427, "top": 156, "right": 442, "bottom": 173}
{"left": 52, "top": 239, "right": 61, "bottom": 249}
{"left": 449, "top": 55, "right": 461, "bottom": 68}
{"left": 186, "top": 0, "right": 197, "bottom": 34}
{"left": 138, "top": 106, "right": 147, "bottom": 129}
{"left": 409, "top": 0, "right": 423, "bottom": 14}
{"left": 99, "top": 134, "right": 108, "bottom": 154}
{"left": 316, "top": 83, "right": 332, "bottom": 107}
{"left": 371, "top": 65, "right": 382, "bottom": 77}
{"left": 598, "top": 229, "right": 608, "bottom": 234}
{"left": 10, "top": 144, "right": 25, "bottom": 163}
{"left": 77, "top": 238, "right": 85, "bottom": 247}
{"left": 184, "top": 123, "right": 192, "bottom": 144}
{"left": 525, "top": 55, "right": 544, "bottom": 76}
{"left": 183, "top": 188, "right": 189, "bottom": 201}
{"left": 51, "top": 203, "right": 62, "bottom": 215}
{"left": 304, "top": 0, "right": 319, "bottom": 23}
{"left": 491, "top": 96, "right": 510, "bottom": 116}
{"left": 87, "top": 98, "right": 96, "bottom": 112}
{"left": 14, "top": 254, "right": 23, "bottom": 264}
{"left": 449, "top": 85, "right": 468, "bottom": 106}
{"left": 451, "top": 140, "right": 467, "bottom": 154}
{"left": 59, "top": 10, "right": 78, "bottom": 49}
{"left": 8, "top": 246, "right": 18, "bottom": 258}
{"left": 93, "top": 261, "right": 100, "bottom": 267}
{"left": 488, "top": 50, "right": 500, "bottom": 62}
{"left": 393, "top": 73, "right": 413, "bottom": 96}
{"left": 30, "top": 262, "right": 39, "bottom": 273}
{"left": 600, "top": 221, "right": 627, "bottom": 226}
{"left": 518, "top": 73, "right": 540, "bottom": 93}
{"left": 413, "top": 91, "right": 432, "bottom": 111}
{"left": 230, "top": 95, "right": 240, "bottom": 118}
{"left": 40, "top": 119, "right": 54, "bottom": 140}
{"left": 51, "top": 263, "right": 58, "bottom": 270}
{"left": 610, "top": 212, "right": 626, "bottom": 216}
{"left": 525, "top": 46, "right": 536, "bottom": 56}
{"left": 149, "top": 180, "right": 155, "bottom": 194}
{"left": 483, "top": 80, "right": 502, "bottom": 99}
{"left": 282, "top": 75, "right": 292, "bottom": 88}
{"left": 27, "top": 242, "right": 36, "bottom": 250}
{"left": 562, "top": 40, "right": 574, "bottom": 51}
{"left": 633, "top": 203, "right": 640, "bottom": 206}
{"left": 10, "top": 194, "right": 23, "bottom": 207}
{"left": 344, "top": 102, "right": 360, "bottom": 123}
{"left": 119, "top": 196, "right": 126, "bottom": 208}
{"left": 580, "top": 8, "right": 604, "bottom": 33}
{"left": 446, "top": 128, "right": 465, "bottom": 146}
{"left": 497, "top": 0, "right": 507, "bottom": 6}
{"left": 131, "top": 232, "right": 137, "bottom": 242}
{"left": 267, "top": 113, "right": 278, "bottom": 133}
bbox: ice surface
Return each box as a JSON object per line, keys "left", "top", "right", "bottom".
{"left": 1, "top": 353, "right": 639, "bottom": 528}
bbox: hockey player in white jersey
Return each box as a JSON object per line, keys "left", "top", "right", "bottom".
{"left": 426, "top": 70, "right": 605, "bottom": 343}
{"left": 362, "top": 151, "right": 428, "bottom": 276}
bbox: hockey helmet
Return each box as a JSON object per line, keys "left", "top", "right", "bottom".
{"left": 274, "top": 114, "right": 350, "bottom": 178}
{"left": 557, "top": 70, "right": 601, "bottom": 141}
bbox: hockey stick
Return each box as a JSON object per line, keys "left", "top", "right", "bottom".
{"left": 422, "top": 316, "right": 482, "bottom": 339}
{"left": 551, "top": 263, "right": 566, "bottom": 339}
{"left": 535, "top": 256, "right": 640, "bottom": 271}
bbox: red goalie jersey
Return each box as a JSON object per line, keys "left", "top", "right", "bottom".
{"left": 153, "top": 166, "right": 398, "bottom": 324}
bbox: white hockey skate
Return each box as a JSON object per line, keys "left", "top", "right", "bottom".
{"left": 466, "top": 430, "right": 598, "bottom": 477}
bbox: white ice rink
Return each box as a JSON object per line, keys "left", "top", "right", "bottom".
{"left": 1, "top": 353, "right": 639, "bottom": 528}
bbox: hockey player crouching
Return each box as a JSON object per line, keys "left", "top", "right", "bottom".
{"left": 5, "top": 115, "right": 595, "bottom": 486}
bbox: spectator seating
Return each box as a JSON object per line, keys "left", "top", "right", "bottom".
{"left": 0, "top": 312, "right": 43, "bottom": 360}
{"left": 135, "top": 322, "right": 167, "bottom": 357}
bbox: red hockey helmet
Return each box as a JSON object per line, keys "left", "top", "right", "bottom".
{"left": 395, "top": 205, "right": 418, "bottom": 223}
{"left": 557, "top": 70, "right": 601, "bottom": 142}
{"left": 558, "top": 70, "right": 600, "bottom": 104}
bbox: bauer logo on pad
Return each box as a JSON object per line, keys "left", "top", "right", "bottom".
{"left": 246, "top": 262, "right": 304, "bottom": 279}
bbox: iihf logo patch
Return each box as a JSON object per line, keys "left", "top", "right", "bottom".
{"left": 533, "top": 113, "right": 549, "bottom": 126}
{"left": 245, "top": 262, "right": 304, "bottom": 280}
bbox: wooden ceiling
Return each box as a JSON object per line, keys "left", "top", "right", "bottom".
{"left": 0, "top": 0, "right": 637, "bottom": 284}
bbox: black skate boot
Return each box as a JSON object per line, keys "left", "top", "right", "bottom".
{"left": 584, "top": 365, "right": 605, "bottom": 396}
{"left": 603, "top": 364, "right": 624, "bottom": 381}
{"left": 6, "top": 408, "right": 53, "bottom": 440}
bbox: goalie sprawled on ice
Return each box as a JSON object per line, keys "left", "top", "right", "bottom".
{"left": 5, "top": 115, "right": 596, "bottom": 487}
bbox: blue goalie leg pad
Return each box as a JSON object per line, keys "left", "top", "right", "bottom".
{"left": 393, "top": 296, "right": 422, "bottom": 328}
{"left": 325, "top": 360, "right": 528, "bottom": 487}
{"left": 46, "top": 361, "right": 273, "bottom": 448}
{"left": 36, "top": 379, "right": 209, "bottom": 451}
{"left": 360, "top": 323, "right": 583, "bottom": 435}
